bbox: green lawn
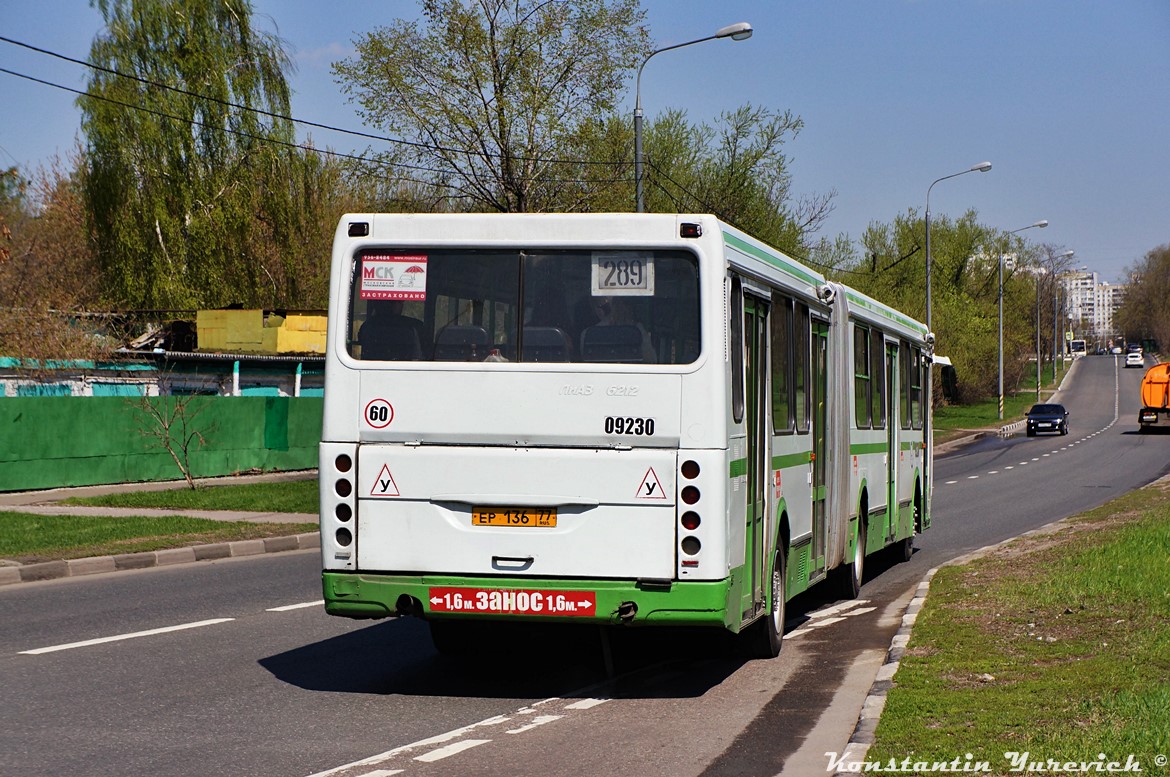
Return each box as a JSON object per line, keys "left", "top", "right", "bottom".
{"left": 864, "top": 483, "right": 1170, "bottom": 775}
{"left": 62, "top": 478, "right": 319, "bottom": 513}
{"left": 1, "top": 478, "right": 320, "bottom": 564}
{"left": 0, "top": 512, "right": 317, "bottom": 564}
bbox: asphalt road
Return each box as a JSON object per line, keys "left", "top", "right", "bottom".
{"left": 2, "top": 354, "right": 1166, "bottom": 777}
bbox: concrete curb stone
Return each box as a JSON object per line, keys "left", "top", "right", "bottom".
{"left": 156, "top": 547, "right": 198, "bottom": 566}
{"left": 230, "top": 539, "right": 268, "bottom": 557}
{"left": 193, "top": 543, "right": 232, "bottom": 562}
{"left": 0, "top": 533, "right": 320, "bottom": 587}
{"left": 68, "top": 556, "right": 117, "bottom": 577}
{"left": 114, "top": 552, "right": 157, "bottom": 570}
{"left": 19, "top": 560, "right": 70, "bottom": 583}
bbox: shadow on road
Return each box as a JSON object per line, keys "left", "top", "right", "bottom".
{"left": 259, "top": 615, "right": 747, "bottom": 700}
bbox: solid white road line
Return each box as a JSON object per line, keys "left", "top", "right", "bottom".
{"left": 20, "top": 618, "right": 235, "bottom": 655}
{"left": 266, "top": 600, "right": 324, "bottom": 612}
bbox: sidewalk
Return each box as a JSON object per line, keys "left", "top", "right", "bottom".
{"left": 0, "top": 470, "right": 320, "bottom": 586}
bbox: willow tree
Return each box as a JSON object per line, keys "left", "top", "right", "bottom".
{"left": 332, "top": 0, "right": 649, "bottom": 213}
{"left": 80, "top": 0, "right": 297, "bottom": 310}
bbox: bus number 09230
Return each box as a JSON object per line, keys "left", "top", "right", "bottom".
{"left": 605, "top": 416, "right": 655, "bottom": 436}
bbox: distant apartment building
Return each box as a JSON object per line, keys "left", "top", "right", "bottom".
{"left": 1062, "top": 270, "right": 1126, "bottom": 344}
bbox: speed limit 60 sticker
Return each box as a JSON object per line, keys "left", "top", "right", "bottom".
{"left": 428, "top": 587, "right": 597, "bottom": 616}
{"left": 364, "top": 398, "right": 394, "bottom": 428}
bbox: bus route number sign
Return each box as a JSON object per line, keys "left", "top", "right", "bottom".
{"left": 592, "top": 252, "right": 655, "bottom": 296}
{"left": 428, "top": 587, "right": 597, "bottom": 616}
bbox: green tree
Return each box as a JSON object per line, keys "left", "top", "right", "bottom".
{"left": 80, "top": 0, "right": 298, "bottom": 310}
{"left": 641, "top": 105, "right": 831, "bottom": 255}
{"left": 558, "top": 106, "right": 832, "bottom": 255}
{"left": 1116, "top": 243, "right": 1170, "bottom": 350}
{"left": 846, "top": 210, "right": 1050, "bottom": 404}
{"left": 332, "top": 0, "right": 650, "bottom": 213}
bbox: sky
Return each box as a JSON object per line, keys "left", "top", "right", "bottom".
{"left": 2, "top": 1, "right": 1168, "bottom": 284}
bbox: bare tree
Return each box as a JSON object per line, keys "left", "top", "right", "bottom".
{"left": 132, "top": 386, "right": 216, "bottom": 490}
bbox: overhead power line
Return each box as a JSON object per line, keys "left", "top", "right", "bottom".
{"left": 0, "top": 65, "right": 635, "bottom": 188}
{"left": 0, "top": 34, "right": 624, "bottom": 169}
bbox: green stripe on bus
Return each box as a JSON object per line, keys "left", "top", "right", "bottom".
{"left": 729, "top": 458, "right": 747, "bottom": 478}
{"left": 722, "top": 232, "right": 822, "bottom": 286}
{"left": 772, "top": 451, "right": 812, "bottom": 469}
{"left": 900, "top": 441, "right": 925, "bottom": 451}
{"left": 844, "top": 291, "right": 928, "bottom": 335}
{"left": 850, "top": 442, "right": 888, "bottom": 456}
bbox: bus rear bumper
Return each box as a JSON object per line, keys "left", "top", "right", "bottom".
{"left": 322, "top": 571, "right": 736, "bottom": 629}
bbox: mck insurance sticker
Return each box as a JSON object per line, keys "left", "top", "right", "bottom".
{"left": 428, "top": 587, "right": 597, "bottom": 616}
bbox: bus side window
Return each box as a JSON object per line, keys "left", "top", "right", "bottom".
{"left": 730, "top": 278, "right": 745, "bottom": 424}
{"left": 770, "top": 292, "right": 794, "bottom": 434}
{"left": 871, "top": 328, "right": 886, "bottom": 429}
{"left": 794, "top": 302, "right": 810, "bottom": 434}
{"left": 910, "top": 347, "right": 925, "bottom": 429}
{"left": 854, "top": 324, "right": 871, "bottom": 429}
{"left": 900, "top": 341, "right": 912, "bottom": 430}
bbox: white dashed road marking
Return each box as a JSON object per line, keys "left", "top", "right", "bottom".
{"left": 20, "top": 618, "right": 235, "bottom": 655}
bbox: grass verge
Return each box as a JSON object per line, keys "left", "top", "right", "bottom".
{"left": 933, "top": 367, "right": 1062, "bottom": 435}
{"left": 61, "top": 478, "right": 319, "bottom": 514}
{"left": 0, "top": 512, "right": 317, "bottom": 564}
{"left": 863, "top": 481, "right": 1170, "bottom": 775}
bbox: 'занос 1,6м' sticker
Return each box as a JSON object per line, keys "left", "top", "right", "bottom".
{"left": 428, "top": 587, "right": 596, "bottom": 616}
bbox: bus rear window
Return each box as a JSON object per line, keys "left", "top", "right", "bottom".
{"left": 347, "top": 249, "right": 700, "bottom": 365}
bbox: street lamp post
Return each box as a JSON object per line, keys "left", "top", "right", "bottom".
{"left": 634, "top": 22, "right": 752, "bottom": 212}
{"left": 925, "top": 161, "right": 992, "bottom": 332}
{"left": 998, "top": 220, "right": 1048, "bottom": 420}
{"left": 1038, "top": 250, "right": 1075, "bottom": 398}
{"left": 1052, "top": 261, "right": 1083, "bottom": 382}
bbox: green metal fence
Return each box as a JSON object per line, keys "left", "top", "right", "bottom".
{"left": 0, "top": 396, "right": 322, "bottom": 492}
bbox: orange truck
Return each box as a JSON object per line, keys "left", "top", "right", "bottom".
{"left": 1138, "top": 363, "right": 1170, "bottom": 431}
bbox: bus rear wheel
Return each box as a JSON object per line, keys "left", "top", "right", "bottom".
{"left": 838, "top": 519, "right": 866, "bottom": 599}
{"left": 743, "top": 550, "right": 786, "bottom": 659}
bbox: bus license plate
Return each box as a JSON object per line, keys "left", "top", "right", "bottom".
{"left": 472, "top": 507, "right": 557, "bottom": 528}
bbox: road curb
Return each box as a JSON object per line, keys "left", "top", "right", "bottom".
{"left": 831, "top": 568, "right": 939, "bottom": 774}
{"left": 828, "top": 468, "right": 1167, "bottom": 775}
{"left": 0, "top": 532, "right": 319, "bottom": 587}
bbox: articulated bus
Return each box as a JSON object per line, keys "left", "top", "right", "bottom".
{"left": 319, "top": 213, "right": 931, "bottom": 658}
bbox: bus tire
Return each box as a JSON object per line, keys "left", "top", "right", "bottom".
{"left": 839, "top": 519, "right": 866, "bottom": 599}
{"left": 744, "top": 550, "right": 786, "bottom": 659}
{"left": 897, "top": 500, "right": 918, "bottom": 563}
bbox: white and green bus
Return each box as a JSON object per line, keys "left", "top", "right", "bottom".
{"left": 319, "top": 213, "right": 931, "bottom": 658}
